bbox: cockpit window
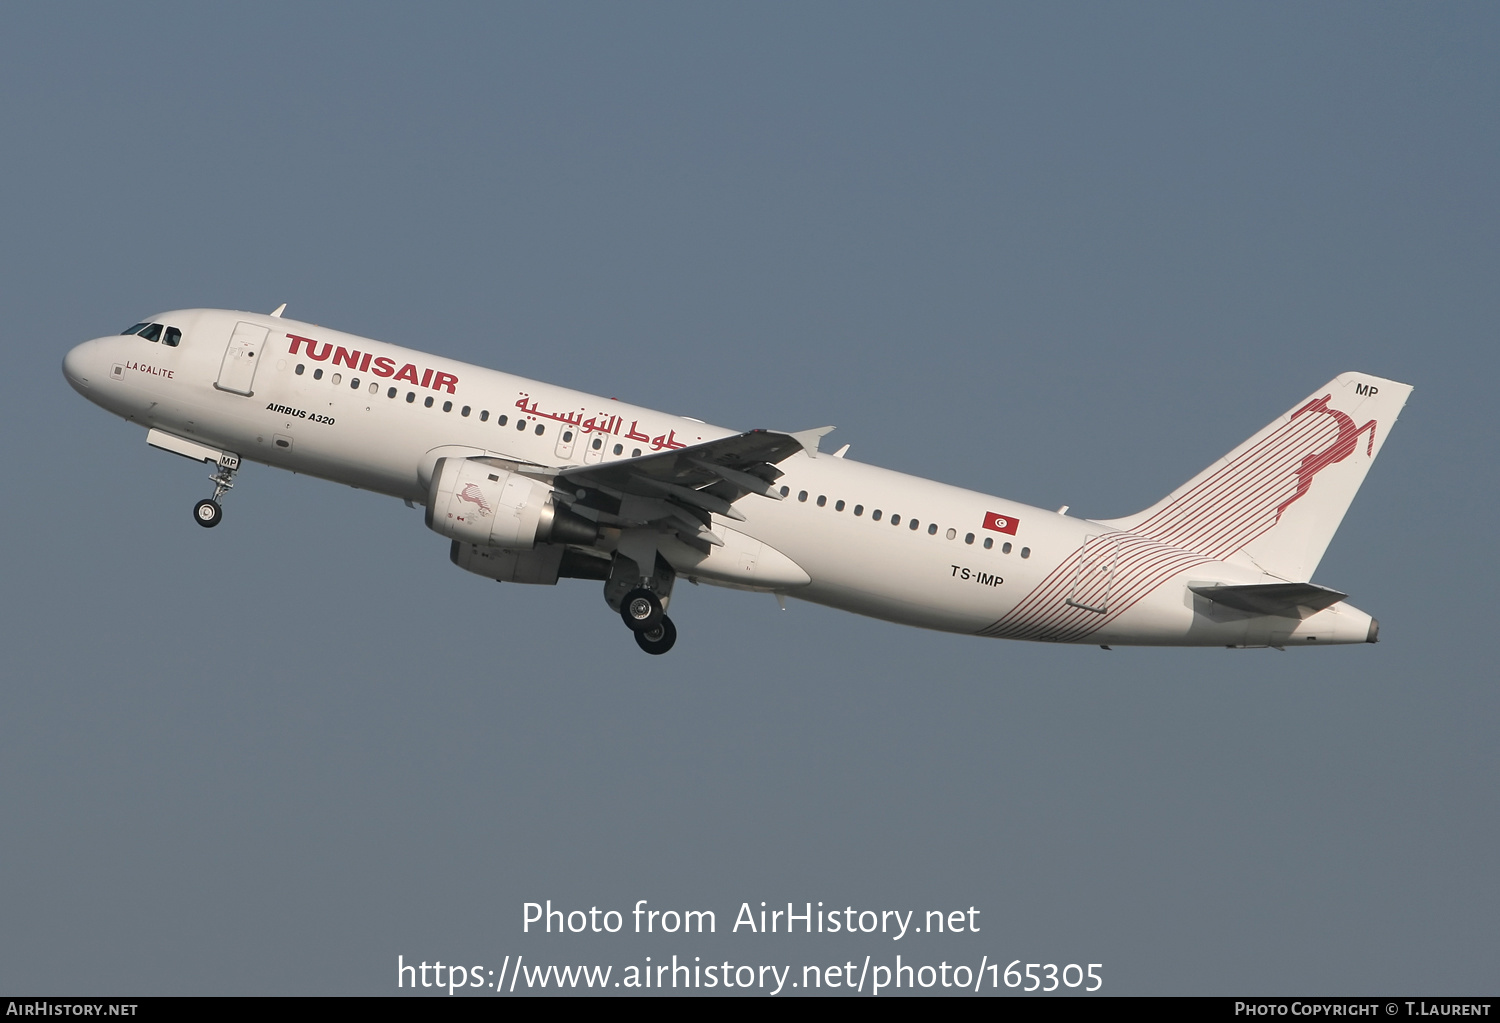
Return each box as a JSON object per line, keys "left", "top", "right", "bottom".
{"left": 121, "top": 322, "right": 181, "bottom": 344}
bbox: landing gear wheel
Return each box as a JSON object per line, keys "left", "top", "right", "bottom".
{"left": 634, "top": 616, "right": 676, "bottom": 655}
{"left": 619, "top": 588, "right": 664, "bottom": 633}
{"left": 193, "top": 498, "right": 223, "bottom": 528}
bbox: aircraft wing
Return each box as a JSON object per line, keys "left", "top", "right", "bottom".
{"left": 1189, "top": 582, "right": 1348, "bottom": 618}
{"left": 550, "top": 427, "right": 832, "bottom": 549}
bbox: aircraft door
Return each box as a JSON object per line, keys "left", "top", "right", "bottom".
{"left": 215, "top": 321, "right": 270, "bottom": 396}
{"left": 554, "top": 425, "right": 578, "bottom": 461}
{"left": 1065, "top": 533, "right": 1119, "bottom": 614}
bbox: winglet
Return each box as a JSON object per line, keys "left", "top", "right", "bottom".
{"left": 787, "top": 425, "right": 836, "bottom": 458}
{"left": 270, "top": 303, "right": 287, "bottom": 318}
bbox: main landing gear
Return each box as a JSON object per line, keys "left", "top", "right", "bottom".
{"left": 607, "top": 548, "right": 678, "bottom": 655}
{"left": 619, "top": 586, "right": 676, "bottom": 655}
{"left": 634, "top": 616, "right": 677, "bottom": 656}
{"left": 192, "top": 454, "right": 240, "bottom": 529}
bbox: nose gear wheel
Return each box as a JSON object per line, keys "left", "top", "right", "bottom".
{"left": 193, "top": 499, "right": 222, "bottom": 528}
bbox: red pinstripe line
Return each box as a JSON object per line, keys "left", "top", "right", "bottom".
{"left": 986, "top": 548, "right": 1212, "bottom": 640}
{"left": 979, "top": 397, "right": 1371, "bottom": 641}
{"left": 985, "top": 537, "right": 1211, "bottom": 640}
{"left": 1140, "top": 415, "right": 1329, "bottom": 537}
{"left": 1142, "top": 416, "right": 1335, "bottom": 545}
{"left": 1140, "top": 454, "right": 1316, "bottom": 558}
{"left": 1143, "top": 419, "right": 1333, "bottom": 548}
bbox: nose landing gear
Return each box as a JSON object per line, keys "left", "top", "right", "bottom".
{"left": 193, "top": 498, "right": 223, "bottom": 527}
{"left": 193, "top": 453, "right": 240, "bottom": 528}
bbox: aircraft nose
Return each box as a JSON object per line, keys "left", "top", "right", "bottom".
{"left": 62, "top": 341, "right": 96, "bottom": 393}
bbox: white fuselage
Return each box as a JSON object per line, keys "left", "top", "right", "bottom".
{"left": 63, "top": 308, "right": 1381, "bottom": 648}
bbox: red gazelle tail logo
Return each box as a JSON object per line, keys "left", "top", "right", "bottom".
{"left": 1276, "top": 395, "right": 1378, "bottom": 521}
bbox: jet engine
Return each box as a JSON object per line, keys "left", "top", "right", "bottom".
{"left": 425, "top": 457, "right": 597, "bottom": 549}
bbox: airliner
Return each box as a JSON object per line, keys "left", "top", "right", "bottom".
{"left": 62, "top": 307, "right": 1411, "bottom": 655}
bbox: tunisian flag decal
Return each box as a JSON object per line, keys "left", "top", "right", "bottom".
{"left": 982, "top": 511, "right": 1019, "bottom": 535}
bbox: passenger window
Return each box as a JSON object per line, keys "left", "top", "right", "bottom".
{"left": 350, "top": 377, "right": 360, "bottom": 388}
{"left": 983, "top": 538, "right": 993, "bottom": 549}
{"left": 591, "top": 437, "right": 602, "bottom": 450}
{"left": 443, "top": 400, "right": 453, "bottom": 412}
{"left": 331, "top": 373, "right": 341, "bottom": 385}
{"left": 1021, "top": 547, "right": 1031, "bottom": 559}
{"left": 497, "top": 414, "right": 508, "bottom": 426}
{"left": 854, "top": 505, "right": 864, "bottom": 516}
{"left": 368, "top": 382, "right": 377, "bottom": 394}
{"left": 562, "top": 429, "right": 572, "bottom": 442}
{"left": 424, "top": 396, "right": 434, "bottom": 408}
{"left": 296, "top": 365, "right": 305, "bottom": 375}
{"left": 163, "top": 327, "right": 181, "bottom": 347}
{"left": 928, "top": 523, "right": 938, "bottom": 535}
{"left": 798, "top": 491, "right": 808, "bottom": 502}
{"left": 817, "top": 495, "right": 827, "bottom": 507}
{"left": 387, "top": 387, "right": 397, "bottom": 398}
{"left": 517, "top": 420, "right": 526, "bottom": 431}
{"left": 480, "top": 410, "right": 489, "bottom": 421}
{"left": 536, "top": 424, "right": 545, "bottom": 436}
{"left": 872, "top": 510, "right": 882, "bottom": 521}
{"left": 313, "top": 368, "right": 323, "bottom": 380}
{"left": 138, "top": 323, "right": 163, "bottom": 342}
{"left": 614, "top": 444, "right": 623, "bottom": 455}
{"left": 891, "top": 514, "right": 901, "bottom": 526}
{"left": 1002, "top": 542, "right": 1012, "bottom": 554}
{"left": 780, "top": 486, "right": 790, "bottom": 497}
{"left": 632, "top": 448, "right": 641, "bottom": 457}
{"left": 461, "top": 406, "right": 470, "bottom": 417}
{"left": 965, "top": 533, "right": 974, "bottom": 544}
{"left": 835, "top": 500, "right": 845, "bottom": 512}
{"left": 406, "top": 392, "right": 415, "bottom": 402}
{"left": 945, "top": 528, "right": 956, "bottom": 539}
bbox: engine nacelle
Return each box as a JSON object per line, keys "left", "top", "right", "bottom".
{"left": 450, "top": 541, "right": 612, "bottom": 585}
{"left": 425, "top": 457, "right": 597, "bottom": 549}
{"left": 450, "top": 541, "right": 565, "bottom": 585}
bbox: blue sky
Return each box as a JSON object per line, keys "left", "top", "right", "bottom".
{"left": 2, "top": 3, "right": 1495, "bottom": 994}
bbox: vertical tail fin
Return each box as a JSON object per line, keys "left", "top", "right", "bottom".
{"left": 1102, "top": 372, "right": 1413, "bottom": 582}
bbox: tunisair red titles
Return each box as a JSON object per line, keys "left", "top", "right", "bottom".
{"left": 287, "top": 333, "right": 458, "bottom": 394}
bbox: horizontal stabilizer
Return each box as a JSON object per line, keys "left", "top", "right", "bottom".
{"left": 1189, "top": 582, "right": 1347, "bottom": 618}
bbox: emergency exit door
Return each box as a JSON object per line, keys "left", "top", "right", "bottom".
{"left": 215, "top": 321, "right": 270, "bottom": 396}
